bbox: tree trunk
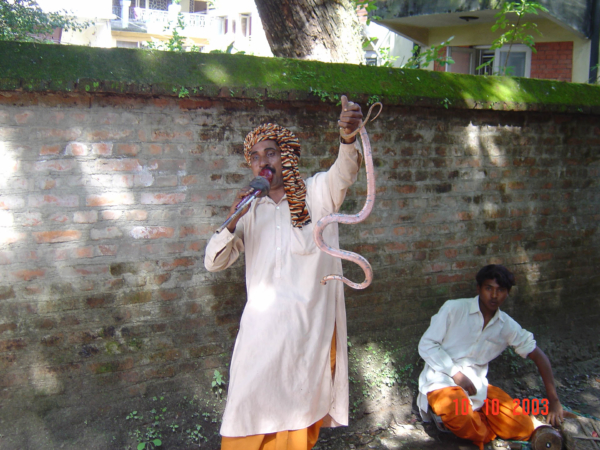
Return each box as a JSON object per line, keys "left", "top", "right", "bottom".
{"left": 254, "top": 0, "right": 364, "bottom": 64}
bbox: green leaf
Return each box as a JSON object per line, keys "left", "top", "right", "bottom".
{"left": 137, "top": 444, "right": 146, "bottom": 450}
{"left": 153, "top": 439, "right": 162, "bottom": 446}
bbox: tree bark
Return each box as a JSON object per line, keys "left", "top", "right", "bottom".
{"left": 254, "top": 0, "right": 364, "bottom": 64}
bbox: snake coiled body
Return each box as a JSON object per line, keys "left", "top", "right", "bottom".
{"left": 313, "top": 103, "right": 382, "bottom": 290}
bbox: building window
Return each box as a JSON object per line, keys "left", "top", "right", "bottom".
{"left": 148, "top": 0, "right": 169, "bottom": 11}
{"left": 240, "top": 14, "right": 251, "bottom": 37}
{"left": 447, "top": 44, "right": 531, "bottom": 77}
{"left": 365, "top": 50, "right": 378, "bottom": 66}
{"left": 192, "top": 1, "right": 208, "bottom": 13}
{"left": 216, "top": 16, "right": 227, "bottom": 34}
{"left": 117, "top": 40, "right": 141, "bottom": 48}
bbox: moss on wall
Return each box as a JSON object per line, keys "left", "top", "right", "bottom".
{"left": 1, "top": 41, "right": 599, "bottom": 114}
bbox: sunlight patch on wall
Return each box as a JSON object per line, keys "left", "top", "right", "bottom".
{"left": 0, "top": 142, "right": 18, "bottom": 174}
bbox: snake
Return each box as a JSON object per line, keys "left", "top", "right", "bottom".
{"left": 313, "top": 102, "right": 382, "bottom": 290}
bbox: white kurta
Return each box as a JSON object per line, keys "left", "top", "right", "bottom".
{"left": 204, "top": 142, "right": 361, "bottom": 437}
{"left": 417, "top": 296, "right": 537, "bottom": 419}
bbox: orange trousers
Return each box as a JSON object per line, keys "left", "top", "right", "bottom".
{"left": 427, "top": 385, "right": 534, "bottom": 450}
{"left": 221, "top": 328, "right": 337, "bottom": 450}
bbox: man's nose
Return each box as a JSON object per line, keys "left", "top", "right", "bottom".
{"left": 257, "top": 154, "right": 268, "bottom": 168}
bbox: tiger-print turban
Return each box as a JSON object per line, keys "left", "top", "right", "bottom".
{"left": 243, "top": 123, "right": 311, "bottom": 228}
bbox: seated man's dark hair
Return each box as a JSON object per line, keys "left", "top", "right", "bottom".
{"left": 475, "top": 264, "right": 516, "bottom": 291}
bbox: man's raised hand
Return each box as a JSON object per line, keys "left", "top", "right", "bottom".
{"left": 225, "top": 186, "right": 254, "bottom": 233}
{"left": 338, "top": 95, "right": 363, "bottom": 144}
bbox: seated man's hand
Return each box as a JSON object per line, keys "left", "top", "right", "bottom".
{"left": 452, "top": 371, "right": 477, "bottom": 396}
{"left": 547, "top": 399, "right": 565, "bottom": 427}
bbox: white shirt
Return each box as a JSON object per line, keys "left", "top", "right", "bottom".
{"left": 417, "top": 296, "right": 536, "bottom": 418}
{"left": 204, "top": 142, "right": 361, "bottom": 437}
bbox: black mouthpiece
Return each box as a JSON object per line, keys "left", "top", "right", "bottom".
{"left": 249, "top": 176, "right": 271, "bottom": 197}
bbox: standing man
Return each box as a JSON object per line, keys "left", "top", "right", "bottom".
{"left": 204, "top": 96, "right": 363, "bottom": 450}
{"left": 417, "top": 264, "right": 565, "bottom": 450}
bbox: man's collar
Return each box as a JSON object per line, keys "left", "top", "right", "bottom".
{"left": 257, "top": 194, "right": 287, "bottom": 206}
{"left": 470, "top": 295, "right": 504, "bottom": 323}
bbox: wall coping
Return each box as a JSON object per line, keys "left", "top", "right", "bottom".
{"left": 1, "top": 41, "right": 600, "bottom": 115}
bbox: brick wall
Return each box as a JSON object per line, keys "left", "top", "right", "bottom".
{"left": 531, "top": 41, "right": 573, "bottom": 82}
{"left": 0, "top": 86, "right": 599, "bottom": 446}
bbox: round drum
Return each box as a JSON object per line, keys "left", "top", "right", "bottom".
{"left": 530, "top": 425, "right": 562, "bottom": 450}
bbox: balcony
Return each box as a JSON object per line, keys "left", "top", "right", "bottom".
{"left": 111, "top": 6, "right": 215, "bottom": 38}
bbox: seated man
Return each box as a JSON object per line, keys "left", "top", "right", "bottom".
{"left": 416, "top": 264, "right": 565, "bottom": 450}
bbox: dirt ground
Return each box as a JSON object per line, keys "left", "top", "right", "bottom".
{"left": 315, "top": 357, "right": 600, "bottom": 450}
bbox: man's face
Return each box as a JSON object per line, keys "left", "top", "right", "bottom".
{"left": 249, "top": 140, "right": 284, "bottom": 191}
{"left": 477, "top": 278, "right": 509, "bottom": 316}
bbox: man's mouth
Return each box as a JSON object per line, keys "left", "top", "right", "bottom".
{"left": 259, "top": 167, "right": 274, "bottom": 184}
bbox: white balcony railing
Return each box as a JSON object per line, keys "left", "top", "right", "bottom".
{"left": 112, "top": 6, "right": 214, "bottom": 34}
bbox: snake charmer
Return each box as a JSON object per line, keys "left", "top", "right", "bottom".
{"left": 204, "top": 96, "right": 363, "bottom": 450}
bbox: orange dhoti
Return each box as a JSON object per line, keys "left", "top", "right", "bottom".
{"left": 221, "top": 329, "right": 337, "bottom": 450}
{"left": 427, "top": 385, "right": 534, "bottom": 450}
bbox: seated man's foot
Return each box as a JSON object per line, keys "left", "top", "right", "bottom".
{"left": 485, "top": 438, "right": 510, "bottom": 450}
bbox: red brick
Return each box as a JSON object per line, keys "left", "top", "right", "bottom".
{"left": 86, "top": 193, "right": 135, "bottom": 207}
{"left": 85, "top": 129, "right": 134, "bottom": 141}
{"left": 0, "top": 231, "right": 24, "bottom": 246}
{"left": 140, "top": 193, "right": 186, "bottom": 205}
{"left": 0, "top": 196, "right": 25, "bottom": 210}
{"left": 96, "top": 159, "right": 142, "bottom": 172}
{"left": 393, "top": 184, "right": 417, "bottom": 194}
{"left": 65, "top": 143, "right": 89, "bottom": 156}
{"left": 11, "top": 268, "right": 44, "bottom": 281}
{"left": 151, "top": 130, "right": 193, "bottom": 142}
{"left": 15, "top": 111, "right": 34, "bottom": 124}
{"left": 97, "top": 244, "right": 118, "bottom": 256}
{"left": 436, "top": 274, "right": 462, "bottom": 284}
{"left": 125, "top": 210, "right": 148, "bottom": 221}
{"left": 28, "top": 195, "right": 79, "bottom": 208}
{"left": 49, "top": 213, "right": 69, "bottom": 223}
{"left": 130, "top": 227, "right": 174, "bottom": 239}
{"left": 148, "top": 159, "right": 186, "bottom": 171}
{"left": 159, "top": 289, "right": 181, "bottom": 301}
{"left": 115, "top": 144, "right": 140, "bottom": 156}
{"left": 0, "top": 251, "right": 13, "bottom": 265}
{"left": 444, "top": 249, "right": 458, "bottom": 259}
{"left": 0, "top": 323, "right": 17, "bottom": 334}
{"left": 74, "top": 210, "right": 98, "bottom": 223}
{"left": 33, "top": 230, "right": 80, "bottom": 243}
{"left": 423, "top": 263, "right": 450, "bottom": 273}
{"left": 91, "top": 143, "right": 113, "bottom": 155}
{"left": 0, "top": 339, "right": 26, "bottom": 352}
{"left": 160, "top": 257, "right": 195, "bottom": 271}
{"left": 533, "top": 253, "right": 553, "bottom": 261}
{"left": 384, "top": 242, "right": 408, "bottom": 252}
{"left": 90, "top": 227, "right": 123, "bottom": 240}
{"left": 74, "top": 247, "right": 94, "bottom": 258}
{"left": 101, "top": 210, "right": 122, "bottom": 220}
{"left": 33, "top": 160, "right": 76, "bottom": 172}
{"left": 40, "top": 144, "right": 60, "bottom": 155}
{"left": 182, "top": 175, "right": 198, "bottom": 185}
{"left": 179, "top": 225, "right": 214, "bottom": 237}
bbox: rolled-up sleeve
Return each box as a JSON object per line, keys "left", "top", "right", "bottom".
{"left": 504, "top": 316, "right": 536, "bottom": 358}
{"left": 204, "top": 227, "right": 245, "bottom": 272}
{"left": 418, "top": 303, "right": 461, "bottom": 378}
{"left": 326, "top": 141, "right": 362, "bottom": 212}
